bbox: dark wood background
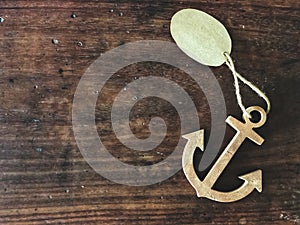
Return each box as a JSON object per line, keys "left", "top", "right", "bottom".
{"left": 0, "top": 0, "right": 299, "bottom": 224}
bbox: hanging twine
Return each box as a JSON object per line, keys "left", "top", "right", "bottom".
{"left": 223, "top": 52, "right": 271, "bottom": 119}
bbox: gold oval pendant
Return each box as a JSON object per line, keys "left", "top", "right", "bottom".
{"left": 170, "top": 8, "right": 232, "bottom": 67}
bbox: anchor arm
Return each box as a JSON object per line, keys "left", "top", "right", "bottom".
{"left": 198, "top": 170, "right": 262, "bottom": 203}
{"left": 182, "top": 130, "right": 205, "bottom": 194}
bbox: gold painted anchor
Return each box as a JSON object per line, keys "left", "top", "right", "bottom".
{"left": 182, "top": 106, "right": 267, "bottom": 203}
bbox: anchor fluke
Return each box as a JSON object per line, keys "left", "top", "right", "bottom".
{"left": 182, "top": 130, "right": 204, "bottom": 151}
{"left": 238, "top": 169, "right": 262, "bottom": 193}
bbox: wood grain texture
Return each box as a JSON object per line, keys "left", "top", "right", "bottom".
{"left": 0, "top": 0, "right": 299, "bottom": 224}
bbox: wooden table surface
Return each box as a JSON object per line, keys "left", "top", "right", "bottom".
{"left": 0, "top": 0, "right": 299, "bottom": 224}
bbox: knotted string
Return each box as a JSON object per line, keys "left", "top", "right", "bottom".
{"left": 223, "top": 52, "right": 271, "bottom": 118}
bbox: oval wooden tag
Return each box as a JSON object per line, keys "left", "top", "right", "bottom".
{"left": 170, "top": 8, "right": 232, "bottom": 67}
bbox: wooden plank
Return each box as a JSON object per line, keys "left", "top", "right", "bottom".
{"left": 0, "top": 0, "right": 299, "bottom": 224}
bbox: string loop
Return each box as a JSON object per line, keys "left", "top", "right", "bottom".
{"left": 223, "top": 52, "right": 271, "bottom": 118}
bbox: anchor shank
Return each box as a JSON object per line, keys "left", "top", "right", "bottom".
{"left": 203, "top": 132, "right": 245, "bottom": 188}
